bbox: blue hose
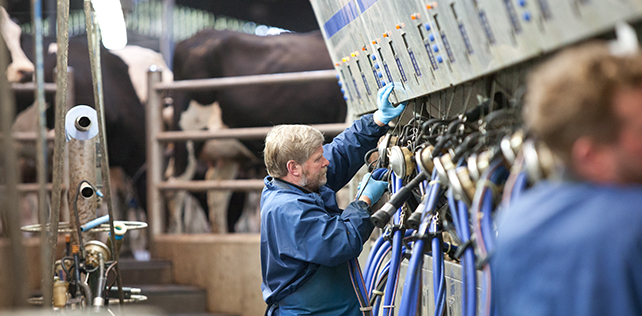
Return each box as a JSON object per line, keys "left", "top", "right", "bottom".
{"left": 382, "top": 229, "right": 403, "bottom": 316}
{"left": 434, "top": 260, "right": 446, "bottom": 316}
{"left": 398, "top": 171, "right": 441, "bottom": 316}
{"left": 80, "top": 215, "right": 109, "bottom": 232}
{"left": 366, "top": 240, "right": 392, "bottom": 292}
{"left": 364, "top": 235, "right": 387, "bottom": 285}
{"left": 480, "top": 187, "right": 496, "bottom": 253}
{"left": 511, "top": 171, "right": 528, "bottom": 201}
{"left": 398, "top": 238, "right": 424, "bottom": 316}
{"left": 372, "top": 168, "right": 388, "bottom": 181}
{"left": 381, "top": 175, "right": 403, "bottom": 316}
{"left": 447, "top": 189, "right": 461, "bottom": 234}
{"left": 372, "top": 261, "right": 391, "bottom": 316}
{"left": 458, "top": 200, "right": 477, "bottom": 316}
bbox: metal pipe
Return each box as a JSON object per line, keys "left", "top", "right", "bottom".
{"left": 157, "top": 179, "right": 266, "bottom": 192}
{"left": 46, "top": 0, "right": 71, "bottom": 306}
{"left": 160, "top": 0, "right": 175, "bottom": 70}
{"left": 93, "top": 252, "right": 106, "bottom": 309}
{"left": 147, "top": 68, "right": 164, "bottom": 237}
{"left": 0, "top": 131, "right": 55, "bottom": 142}
{"left": 0, "top": 0, "right": 28, "bottom": 307}
{"left": 154, "top": 69, "right": 339, "bottom": 91}
{"left": 32, "top": 0, "right": 51, "bottom": 309}
{"left": 68, "top": 121, "right": 97, "bottom": 246}
{"left": 84, "top": 0, "right": 124, "bottom": 305}
{"left": 156, "top": 123, "right": 349, "bottom": 143}
{"left": 10, "top": 82, "right": 57, "bottom": 92}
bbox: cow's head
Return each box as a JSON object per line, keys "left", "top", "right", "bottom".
{"left": 1, "top": 6, "right": 34, "bottom": 83}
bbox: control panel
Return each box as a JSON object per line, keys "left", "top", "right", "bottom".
{"left": 310, "top": 0, "right": 642, "bottom": 115}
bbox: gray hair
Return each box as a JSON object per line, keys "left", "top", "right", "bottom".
{"left": 264, "top": 125, "right": 325, "bottom": 178}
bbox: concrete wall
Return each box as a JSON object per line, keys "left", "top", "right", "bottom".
{"left": 153, "top": 234, "right": 265, "bottom": 316}
{"left": 0, "top": 237, "right": 66, "bottom": 309}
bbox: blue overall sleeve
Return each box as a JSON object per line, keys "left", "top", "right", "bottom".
{"left": 323, "top": 114, "right": 388, "bottom": 191}
{"left": 266, "top": 197, "right": 374, "bottom": 267}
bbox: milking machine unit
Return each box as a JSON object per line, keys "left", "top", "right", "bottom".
{"left": 309, "top": 0, "right": 642, "bottom": 315}
{"left": 21, "top": 105, "right": 148, "bottom": 310}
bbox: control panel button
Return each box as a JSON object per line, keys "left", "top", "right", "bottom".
{"left": 424, "top": 23, "right": 431, "bottom": 31}
{"left": 433, "top": 44, "right": 439, "bottom": 53}
{"left": 429, "top": 33, "right": 435, "bottom": 42}
{"left": 436, "top": 55, "right": 443, "bottom": 63}
{"left": 374, "top": 62, "right": 380, "bottom": 70}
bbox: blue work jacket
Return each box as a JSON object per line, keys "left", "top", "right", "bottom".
{"left": 260, "top": 114, "right": 387, "bottom": 315}
{"left": 492, "top": 181, "right": 642, "bottom": 315}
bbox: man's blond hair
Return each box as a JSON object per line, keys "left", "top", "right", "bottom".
{"left": 525, "top": 41, "right": 642, "bottom": 166}
{"left": 264, "top": 125, "right": 324, "bottom": 178}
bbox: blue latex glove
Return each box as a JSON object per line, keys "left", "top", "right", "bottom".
{"left": 374, "top": 83, "right": 408, "bottom": 124}
{"left": 356, "top": 173, "right": 388, "bottom": 205}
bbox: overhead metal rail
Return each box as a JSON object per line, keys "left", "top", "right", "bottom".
{"left": 157, "top": 123, "right": 349, "bottom": 142}
{"left": 155, "top": 69, "right": 340, "bottom": 91}
{"left": 146, "top": 69, "right": 348, "bottom": 235}
{"left": 11, "top": 82, "right": 57, "bottom": 92}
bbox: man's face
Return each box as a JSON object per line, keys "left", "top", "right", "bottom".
{"left": 300, "top": 145, "right": 329, "bottom": 191}
{"left": 610, "top": 88, "right": 642, "bottom": 183}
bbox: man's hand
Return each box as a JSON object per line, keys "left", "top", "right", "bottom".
{"left": 357, "top": 173, "right": 388, "bottom": 206}
{"left": 374, "top": 83, "right": 408, "bottom": 126}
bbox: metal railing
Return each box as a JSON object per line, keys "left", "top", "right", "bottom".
{"left": 146, "top": 69, "right": 348, "bottom": 236}
{"left": 2, "top": 72, "right": 75, "bottom": 195}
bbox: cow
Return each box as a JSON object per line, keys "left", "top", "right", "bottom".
{"left": 170, "top": 29, "right": 347, "bottom": 232}
{"left": 2, "top": 12, "right": 149, "bottom": 220}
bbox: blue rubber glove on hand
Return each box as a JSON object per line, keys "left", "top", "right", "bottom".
{"left": 357, "top": 173, "right": 388, "bottom": 205}
{"left": 374, "top": 82, "right": 408, "bottom": 124}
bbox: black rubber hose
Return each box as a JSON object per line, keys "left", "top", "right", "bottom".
{"left": 406, "top": 206, "right": 424, "bottom": 230}
{"left": 371, "top": 171, "right": 429, "bottom": 228}
{"left": 452, "top": 133, "right": 481, "bottom": 162}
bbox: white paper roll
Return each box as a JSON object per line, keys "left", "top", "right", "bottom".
{"left": 65, "top": 105, "right": 99, "bottom": 141}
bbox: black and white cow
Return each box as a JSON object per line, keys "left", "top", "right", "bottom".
{"left": 3, "top": 16, "right": 149, "bottom": 216}
{"left": 170, "top": 29, "right": 347, "bottom": 232}
{"left": 171, "top": 29, "right": 346, "bottom": 171}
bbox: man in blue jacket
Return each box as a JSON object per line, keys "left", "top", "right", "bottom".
{"left": 260, "top": 84, "right": 405, "bottom": 316}
{"left": 492, "top": 42, "right": 642, "bottom": 315}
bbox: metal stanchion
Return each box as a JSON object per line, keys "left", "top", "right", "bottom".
{"left": 0, "top": 0, "right": 28, "bottom": 307}
{"left": 46, "top": 0, "right": 71, "bottom": 307}
{"left": 32, "top": 0, "right": 52, "bottom": 308}
{"left": 84, "top": 0, "right": 124, "bottom": 305}
{"left": 146, "top": 68, "right": 164, "bottom": 238}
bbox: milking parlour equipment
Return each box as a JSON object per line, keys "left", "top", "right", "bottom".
{"left": 309, "top": 0, "right": 642, "bottom": 315}
{"left": 0, "top": 0, "right": 147, "bottom": 311}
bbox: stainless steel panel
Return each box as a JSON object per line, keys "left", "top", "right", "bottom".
{"left": 310, "top": 0, "right": 642, "bottom": 115}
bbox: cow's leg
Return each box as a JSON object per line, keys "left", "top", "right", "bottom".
{"left": 206, "top": 159, "right": 239, "bottom": 234}
{"left": 234, "top": 190, "right": 261, "bottom": 233}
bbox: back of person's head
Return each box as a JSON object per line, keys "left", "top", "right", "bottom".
{"left": 525, "top": 41, "right": 642, "bottom": 168}
{"left": 264, "top": 125, "right": 324, "bottom": 178}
